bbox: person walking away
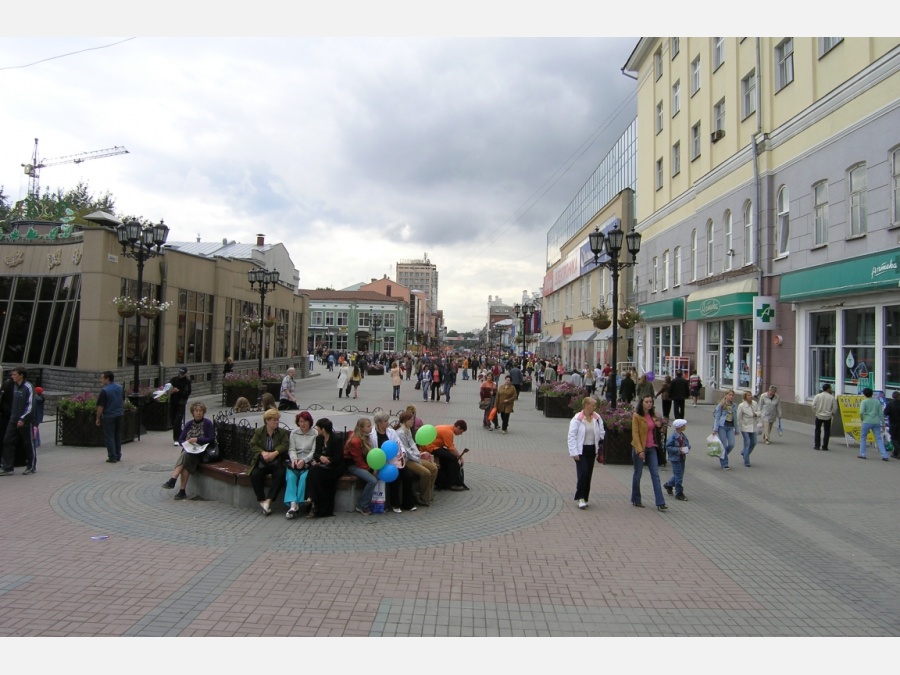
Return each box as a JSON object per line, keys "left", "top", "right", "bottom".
{"left": 509, "top": 363, "right": 523, "bottom": 397}
{"left": 858, "top": 387, "right": 890, "bottom": 460}
{"left": 689, "top": 370, "right": 702, "bottom": 406}
{"left": 567, "top": 396, "right": 605, "bottom": 509}
{"left": 336, "top": 362, "right": 350, "bottom": 398}
{"left": 308, "top": 350, "right": 315, "bottom": 373}
{"left": 712, "top": 390, "right": 738, "bottom": 470}
{"left": 737, "top": 390, "right": 759, "bottom": 467}
{"left": 811, "top": 383, "right": 837, "bottom": 451}
{"left": 279, "top": 367, "right": 298, "bottom": 410}
{"left": 0, "top": 367, "right": 35, "bottom": 476}
{"left": 480, "top": 373, "right": 499, "bottom": 430}
{"left": 659, "top": 375, "right": 672, "bottom": 419}
{"left": 31, "top": 386, "right": 45, "bottom": 454}
{"left": 169, "top": 367, "right": 192, "bottom": 447}
{"left": 496, "top": 375, "right": 517, "bottom": 434}
{"left": 669, "top": 369, "right": 690, "bottom": 419}
{"left": 95, "top": 370, "right": 124, "bottom": 465}
{"left": 350, "top": 365, "right": 362, "bottom": 398}
{"left": 618, "top": 371, "right": 636, "bottom": 404}
{"left": 570, "top": 369, "right": 583, "bottom": 389}
{"left": 635, "top": 374, "right": 654, "bottom": 403}
{"left": 630, "top": 395, "right": 667, "bottom": 510}
{"left": 758, "top": 385, "right": 782, "bottom": 444}
{"left": 583, "top": 368, "right": 595, "bottom": 396}
{"left": 886, "top": 391, "right": 900, "bottom": 459}
{"left": 663, "top": 419, "right": 691, "bottom": 501}
{"left": 390, "top": 361, "right": 402, "bottom": 400}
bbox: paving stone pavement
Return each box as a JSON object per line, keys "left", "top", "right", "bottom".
{"left": 1, "top": 367, "right": 899, "bottom": 636}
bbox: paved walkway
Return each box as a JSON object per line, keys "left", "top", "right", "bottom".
{"left": 1, "top": 367, "right": 898, "bottom": 636}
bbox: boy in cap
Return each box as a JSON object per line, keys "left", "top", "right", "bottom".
{"left": 664, "top": 419, "right": 691, "bottom": 501}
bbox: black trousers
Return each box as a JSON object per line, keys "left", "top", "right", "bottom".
{"left": 814, "top": 418, "right": 832, "bottom": 450}
{"left": 2, "top": 421, "right": 33, "bottom": 472}
{"left": 574, "top": 444, "right": 597, "bottom": 501}
{"left": 672, "top": 399, "right": 686, "bottom": 419}
{"left": 250, "top": 461, "right": 286, "bottom": 502}
{"left": 662, "top": 399, "right": 672, "bottom": 418}
{"left": 171, "top": 403, "right": 187, "bottom": 441}
{"left": 432, "top": 448, "right": 462, "bottom": 488}
{"left": 388, "top": 466, "right": 416, "bottom": 510}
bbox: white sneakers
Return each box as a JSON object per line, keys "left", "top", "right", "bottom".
{"left": 578, "top": 498, "right": 587, "bottom": 509}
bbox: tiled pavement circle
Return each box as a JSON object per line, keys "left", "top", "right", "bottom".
{"left": 2, "top": 369, "right": 899, "bottom": 637}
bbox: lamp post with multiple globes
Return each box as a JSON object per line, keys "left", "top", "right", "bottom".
{"left": 248, "top": 267, "right": 280, "bottom": 396}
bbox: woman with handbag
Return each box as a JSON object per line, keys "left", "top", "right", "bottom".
{"left": 737, "top": 390, "right": 760, "bottom": 467}
{"left": 284, "top": 411, "right": 317, "bottom": 519}
{"left": 712, "top": 389, "right": 738, "bottom": 470}
{"left": 162, "top": 401, "right": 215, "bottom": 501}
{"left": 567, "top": 396, "right": 605, "bottom": 510}
{"left": 248, "top": 408, "right": 290, "bottom": 515}
{"left": 496, "top": 375, "right": 517, "bottom": 434}
{"left": 337, "top": 362, "right": 350, "bottom": 398}
{"left": 480, "top": 373, "right": 499, "bottom": 430}
{"left": 631, "top": 395, "right": 667, "bottom": 511}
{"left": 350, "top": 365, "right": 363, "bottom": 398}
{"left": 305, "top": 418, "right": 344, "bottom": 518}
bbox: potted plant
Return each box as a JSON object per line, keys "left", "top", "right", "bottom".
{"left": 222, "top": 369, "right": 279, "bottom": 406}
{"left": 521, "top": 372, "right": 533, "bottom": 393}
{"left": 583, "top": 400, "right": 669, "bottom": 465}
{"left": 541, "top": 381, "right": 587, "bottom": 418}
{"left": 591, "top": 303, "right": 612, "bottom": 330}
{"left": 618, "top": 306, "right": 642, "bottom": 330}
{"left": 137, "top": 297, "right": 172, "bottom": 320}
{"left": 58, "top": 392, "right": 137, "bottom": 446}
{"left": 141, "top": 384, "right": 172, "bottom": 431}
{"left": 263, "top": 313, "right": 277, "bottom": 328}
{"left": 113, "top": 296, "right": 139, "bottom": 318}
{"left": 243, "top": 316, "right": 261, "bottom": 331}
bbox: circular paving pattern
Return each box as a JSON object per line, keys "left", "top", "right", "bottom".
{"left": 50, "top": 462, "right": 564, "bottom": 552}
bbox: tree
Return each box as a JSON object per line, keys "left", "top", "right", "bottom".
{"left": 1, "top": 181, "right": 127, "bottom": 232}
{"left": 0, "top": 186, "right": 10, "bottom": 223}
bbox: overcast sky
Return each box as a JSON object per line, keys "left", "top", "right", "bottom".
{"left": 1, "top": 34, "right": 638, "bottom": 330}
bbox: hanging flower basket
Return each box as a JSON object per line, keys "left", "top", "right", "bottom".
{"left": 243, "top": 316, "right": 261, "bottom": 331}
{"left": 140, "top": 307, "right": 161, "bottom": 319}
{"left": 136, "top": 297, "right": 171, "bottom": 320}
{"left": 591, "top": 304, "right": 612, "bottom": 330}
{"left": 118, "top": 308, "right": 136, "bottom": 318}
{"left": 263, "top": 316, "right": 277, "bottom": 328}
{"left": 618, "top": 306, "right": 642, "bottom": 330}
{"left": 113, "top": 296, "right": 139, "bottom": 318}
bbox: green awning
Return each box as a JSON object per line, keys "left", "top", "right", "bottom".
{"left": 641, "top": 298, "right": 685, "bottom": 321}
{"left": 686, "top": 279, "right": 757, "bottom": 320}
{"left": 780, "top": 248, "right": 900, "bottom": 302}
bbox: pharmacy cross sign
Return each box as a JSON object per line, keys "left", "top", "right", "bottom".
{"left": 752, "top": 295, "right": 777, "bottom": 331}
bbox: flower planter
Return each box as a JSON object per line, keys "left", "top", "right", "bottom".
{"left": 535, "top": 391, "right": 545, "bottom": 411}
{"left": 117, "top": 308, "right": 136, "bottom": 318}
{"left": 521, "top": 381, "right": 532, "bottom": 393}
{"left": 600, "top": 427, "right": 666, "bottom": 466}
{"left": 141, "top": 398, "right": 172, "bottom": 431}
{"left": 593, "top": 319, "right": 612, "bottom": 330}
{"left": 140, "top": 309, "right": 160, "bottom": 320}
{"left": 543, "top": 396, "right": 573, "bottom": 418}
{"left": 59, "top": 409, "right": 137, "bottom": 447}
{"left": 225, "top": 384, "right": 260, "bottom": 407}
{"left": 263, "top": 318, "right": 276, "bottom": 328}
{"left": 618, "top": 318, "right": 635, "bottom": 330}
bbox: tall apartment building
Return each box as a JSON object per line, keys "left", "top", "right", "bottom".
{"left": 396, "top": 255, "right": 439, "bottom": 342}
{"left": 624, "top": 38, "right": 900, "bottom": 418}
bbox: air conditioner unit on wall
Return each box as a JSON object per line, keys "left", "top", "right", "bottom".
{"left": 711, "top": 129, "right": 725, "bottom": 142}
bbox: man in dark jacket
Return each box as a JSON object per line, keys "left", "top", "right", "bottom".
{"left": 169, "top": 368, "right": 192, "bottom": 446}
{"left": 669, "top": 370, "right": 691, "bottom": 419}
{"left": 1, "top": 367, "right": 35, "bottom": 475}
{"left": 618, "top": 371, "right": 636, "bottom": 404}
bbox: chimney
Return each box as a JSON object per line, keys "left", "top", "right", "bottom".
{"left": 256, "top": 234, "right": 265, "bottom": 246}
{"left": 386, "top": 285, "right": 392, "bottom": 297}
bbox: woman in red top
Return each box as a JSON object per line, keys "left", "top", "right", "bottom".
{"left": 480, "top": 373, "right": 499, "bottom": 430}
{"left": 630, "top": 395, "right": 668, "bottom": 511}
{"left": 343, "top": 417, "right": 377, "bottom": 515}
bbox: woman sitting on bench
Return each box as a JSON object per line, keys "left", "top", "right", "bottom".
{"left": 248, "top": 408, "right": 289, "bottom": 516}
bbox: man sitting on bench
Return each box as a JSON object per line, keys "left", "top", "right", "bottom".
{"left": 423, "top": 420, "right": 468, "bottom": 492}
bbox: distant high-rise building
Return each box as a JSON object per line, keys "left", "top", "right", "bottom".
{"left": 396, "top": 254, "right": 439, "bottom": 340}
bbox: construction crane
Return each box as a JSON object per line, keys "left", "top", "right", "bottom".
{"left": 21, "top": 138, "right": 129, "bottom": 200}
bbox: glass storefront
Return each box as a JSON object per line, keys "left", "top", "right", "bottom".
{"left": 1, "top": 275, "right": 81, "bottom": 368}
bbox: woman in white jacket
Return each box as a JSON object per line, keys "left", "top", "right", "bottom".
{"left": 737, "top": 390, "right": 760, "bottom": 467}
{"left": 567, "top": 396, "right": 606, "bottom": 510}
{"left": 336, "top": 363, "right": 350, "bottom": 398}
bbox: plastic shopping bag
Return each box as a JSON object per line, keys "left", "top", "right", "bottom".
{"left": 706, "top": 433, "right": 724, "bottom": 457}
{"left": 371, "top": 480, "right": 386, "bottom": 514}
{"left": 777, "top": 419, "right": 783, "bottom": 436}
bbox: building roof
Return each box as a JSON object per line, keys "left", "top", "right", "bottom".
{"left": 297, "top": 289, "right": 405, "bottom": 303}
{"left": 165, "top": 240, "right": 272, "bottom": 259}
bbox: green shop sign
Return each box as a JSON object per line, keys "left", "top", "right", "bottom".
{"left": 641, "top": 298, "right": 685, "bottom": 322}
{"left": 780, "top": 249, "right": 900, "bottom": 302}
{"left": 686, "top": 293, "right": 755, "bottom": 320}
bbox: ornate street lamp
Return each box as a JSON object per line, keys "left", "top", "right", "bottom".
{"left": 588, "top": 221, "right": 641, "bottom": 409}
{"left": 514, "top": 302, "right": 535, "bottom": 370}
{"left": 371, "top": 313, "right": 382, "bottom": 354}
{"left": 248, "top": 267, "right": 280, "bottom": 395}
{"left": 116, "top": 219, "right": 169, "bottom": 400}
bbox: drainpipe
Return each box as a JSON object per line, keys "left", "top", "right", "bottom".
{"left": 752, "top": 37, "right": 764, "bottom": 395}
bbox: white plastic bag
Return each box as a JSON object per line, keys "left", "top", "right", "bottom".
{"left": 706, "top": 433, "right": 724, "bottom": 457}
{"left": 371, "top": 480, "right": 386, "bottom": 514}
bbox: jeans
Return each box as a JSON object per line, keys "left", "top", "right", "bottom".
{"left": 346, "top": 465, "right": 377, "bottom": 510}
{"left": 859, "top": 422, "right": 888, "bottom": 459}
{"left": 574, "top": 445, "right": 596, "bottom": 501}
{"left": 814, "top": 418, "right": 832, "bottom": 449}
{"left": 284, "top": 467, "right": 308, "bottom": 505}
{"left": 392, "top": 385, "right": 400, "bottom": 400}
{"left": 664, "top": 457, "right": 685, "bottom": 496}
{"left": 717, "top": 425, "right": 736, "bottom": 468}
{"left": 443, "top": 381, "right": 452, "bottom": 402}
{"left": 740, "top": 431, "right": 757, "bottom": 465}
{"left": 632, "top": 447, "right": 666, "bottom": 507}
{"left": 103, "top": 416, "right": 123, "bottom": 461}
{"left": 422, "top": 382, "right": 429, "bottom": 401}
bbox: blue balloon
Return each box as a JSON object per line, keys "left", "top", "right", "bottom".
{"left": 381, "top": 440, "right": 399, "bottom": 461}
{"left": 378, "top": 464, "right": 399, "bottom": 483}
{"left": 646, "top": 371, "right": 655, "bottom": 382}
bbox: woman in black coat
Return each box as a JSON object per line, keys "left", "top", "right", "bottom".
{"left": 305, "top": 418, "right": 344, "bottom": 518}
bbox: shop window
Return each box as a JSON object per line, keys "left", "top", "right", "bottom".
{"left": 843, "top": 308, "right": 875, "bottom": 395}
{"left": 809, "top": 312, "right": 836, "bottom": 397}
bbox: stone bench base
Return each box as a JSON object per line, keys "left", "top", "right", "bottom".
{"left": 194, "top": 461, "right": 362, "bottom": 512}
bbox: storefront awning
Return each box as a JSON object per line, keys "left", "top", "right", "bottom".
{"left": 540, "top": 334, "right": 562, "bottom": 343}
{"left": 780, "top": 248, "right": 900, "bottom": 302}
{"left": 642, "top": 297, "right": 685, "bottom": 322}
{"left": 686, "top": 279, "right": 757, "bottom": 320}
{"left": 567, "top": 330, "right": 597, "bottom": 342}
